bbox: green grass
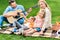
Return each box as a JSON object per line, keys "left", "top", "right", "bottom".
{"left": 46, "top": 0, "right": 60, "bottom": 24}
{"left": 0, "top": 34, "right": 59, "bottom": 40}
{"left": 0, "top": 0, "right": 60, "bottom": 40}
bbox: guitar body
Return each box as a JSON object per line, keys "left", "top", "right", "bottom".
{"left": 7, "top": 16, "right": 16, "bottom": 23}
{"left": 6, "top": 5, "right": 38, "bottom": 23}
{"left": 6, "top": 10, "right": 23, "bottom": 23}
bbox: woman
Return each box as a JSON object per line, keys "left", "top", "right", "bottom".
{"left": 36, "top": 1, "right": 52, "bottom": 35}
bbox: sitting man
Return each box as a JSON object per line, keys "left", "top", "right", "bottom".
{"left": 0, "top": 0, "right": 27, "bottom": 29}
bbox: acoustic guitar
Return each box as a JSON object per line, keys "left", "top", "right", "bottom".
{"left": 6, "top": 10, "right": 26, "bottom": 23}
{"left": 6, "top": 4, "right": 39, "bottom": 23}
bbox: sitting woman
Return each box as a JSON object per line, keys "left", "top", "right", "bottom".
{"left": 38, "top": 1, "right": 52, "bottom": 35}
{"left": 24, "top": 9, "right": 45, "bottom": 36}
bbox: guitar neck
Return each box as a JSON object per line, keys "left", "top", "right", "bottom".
{"left": 26, "top": 4, "right": 39, "bottom": 12}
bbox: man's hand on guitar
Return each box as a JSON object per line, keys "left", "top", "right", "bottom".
{"left": 3, "top": 11, "right": 17, "bottom": 17}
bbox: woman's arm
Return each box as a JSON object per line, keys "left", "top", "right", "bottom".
{"left": 41, "top": 8, "right": 51, "bottom": 31}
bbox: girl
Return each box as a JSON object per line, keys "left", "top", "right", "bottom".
{"left": 24, "top": 9, "right": 45, "bottom": 36}
{"left": 23, "top": 17, "right": 35, "bottom": 34}
{"left": 24, "top": 17, "right": 35, "bottom": 29}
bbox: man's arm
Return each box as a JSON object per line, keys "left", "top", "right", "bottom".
{"left": 3, "top": 6, "right": 10, "bottom": 14}
{"left": 18, "top": 5, "right": 28, "bottom": 16}
{"left": 3, "top": 6, "right": 11, "bottom": 17}
{"left": 3, "top": 6, "right": 16, "bottom": 17}
{"left": 18, "top": 5, "right": 32, "bottom": 17}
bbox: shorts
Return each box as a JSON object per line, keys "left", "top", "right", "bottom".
{"left": 35, "top": 27, "right": 41, "bottom": 32}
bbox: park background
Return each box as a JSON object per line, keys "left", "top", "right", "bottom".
{"left": 0, "top": 0, "right": 60, "bottom": 40}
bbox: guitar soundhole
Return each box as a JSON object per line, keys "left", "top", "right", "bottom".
{"left": 14, "top": 12, "right": 20, "bottom": 18}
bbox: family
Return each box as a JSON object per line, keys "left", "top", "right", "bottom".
{"left": 0, "top": 0, "right": 53, "bottom": 36}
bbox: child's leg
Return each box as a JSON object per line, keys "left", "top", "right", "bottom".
{"left": 25, "top": 28, "right": 33, "bottom": 32}
{"left": 24, "top": 28, "right": 33, "bottom": 34}
{"left": 25, "top": 28, "right": 41, "bottom": 36}
{"left": 25, "top": 27, "right": 41, "bottom": 34}
{"left": 24, "top": 29, "right": 36, "bottom": 36}
{"left": 26, "top": 29, "right": 36, "bottom": 34}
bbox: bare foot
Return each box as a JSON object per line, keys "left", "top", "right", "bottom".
{"left": 39, "top": 31, "right": 44, "bottom": 35}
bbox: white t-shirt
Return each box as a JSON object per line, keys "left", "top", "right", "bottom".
{"left": 42, "top": 7, "right": 52, "bottom": 31}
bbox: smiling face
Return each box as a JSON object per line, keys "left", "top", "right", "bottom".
{"left": 10, "top": 2, "right": 17, "bottom": 8}
{"left": 38, "top": 13, "right": 44, "bottom": 18}
{"left": 28, "top": 17, "right": 35, "bottom": 22}
{"left": 39, "top": 2, "right": 47, "bottom": 9}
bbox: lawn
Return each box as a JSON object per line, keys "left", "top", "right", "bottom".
{"left": 0, "top": 0, "right": 60, "bottom": 40}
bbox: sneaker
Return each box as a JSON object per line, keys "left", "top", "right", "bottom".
{"left": 13, "top": 28, "right": 18, "bottom": 32}
{"left": 13, "top": 28, "right": 17, "bottom": 32}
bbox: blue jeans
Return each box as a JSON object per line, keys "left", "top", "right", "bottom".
{"left": 17, "top": 17, "right": 24, "bottom": 25}
{"left": 0, "top": 16, "right": 25, "bottom": 28}
{"left": 0, "top": 15, "right": 9, "bottom": 27}
{"left": 35, "top": 28, "right": 41, "bottom": 32}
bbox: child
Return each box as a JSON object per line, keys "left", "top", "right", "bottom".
{"left": 24, "top": 10, "right": 45, "bottom": 35}
{"left": 23, "top": 17, "right": 35, "bottom": 34}
{"left": 51, "top": 22, "right": 60, "bottom": 37}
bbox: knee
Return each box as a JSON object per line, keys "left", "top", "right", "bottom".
{"left": 0, "top": 15, "right": 4, "bottom": 19}
{"left": 18, "top": 18, "right": 24, "bottom": 24}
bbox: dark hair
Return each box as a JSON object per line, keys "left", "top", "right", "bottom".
{"left": 32, "top": 17, "right": 36, "bottom": 22}
{"left": 9, "top": 0, "right": 15, "bottom": 4}
{"left": 39, "top": 9, "right": 45, "bottom": 18}
{"left": 40, "top": 9, "right": 45, "bottom": 18}
{"left": 30, "top": 17, "right": 36, "bottom": 22}
{"left": 42, "top": 12, "right": 45, "bottom": 18}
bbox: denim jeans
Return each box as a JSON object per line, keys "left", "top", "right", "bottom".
{"left": 0, "top": 15, "right": 25, "bottom": 28}
{"left": 0, "top": 15, "right": 9, "bottom": 27}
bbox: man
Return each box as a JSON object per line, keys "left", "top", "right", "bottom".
{"left": 0, "top": 0, "right": 27, "bottom": 29}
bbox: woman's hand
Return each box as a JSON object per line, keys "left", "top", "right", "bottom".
{"left": 27, "top": 8, "right": 32, "bottom": 13}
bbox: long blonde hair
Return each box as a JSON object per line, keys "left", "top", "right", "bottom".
{"left": 38, "top": 0, "right": 51, "bottom": 10}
